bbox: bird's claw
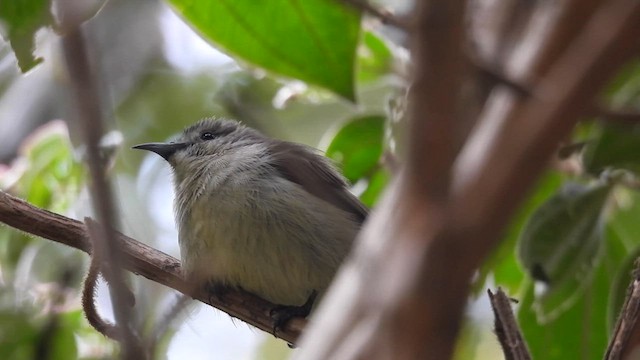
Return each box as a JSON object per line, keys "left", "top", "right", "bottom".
{"left": 270, "top": 290, "right": 318, "bottom": 337}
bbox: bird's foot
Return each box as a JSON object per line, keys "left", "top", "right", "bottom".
{"left": 204, "top": 281, "right": 234, "bottom": 306}
{"left": 270, "top": 290, "right": 318, "bottom": 337}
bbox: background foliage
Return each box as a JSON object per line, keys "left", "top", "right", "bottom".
{"left": 0, "top": 0, "right": 639, "bottom": 359}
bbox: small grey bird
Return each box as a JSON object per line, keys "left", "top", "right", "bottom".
{"left": 134, "top": 118, "right": 366, "bottom": 323}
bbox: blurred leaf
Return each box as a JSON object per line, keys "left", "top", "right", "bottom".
{"left": 167, "top": 0, "right": 361, "bottom": 100}
{"left": 0, "top": 0, "right": 54, "bottom": 72}
{"left": 452, "top": 320, "right": 482, "bottom": 360}
{"left": 474, "top": 172, "right": 564, "bottom": 295}
{"left": 18, "top": 122, "right": 85, "bottom": 211}
{"left": 518, "top": 183, "right": 612, "bottom": 322}
{"left": 584, "top": 60, "right": 640, "bottom": 175}
{"left": 359, "top": 167, "right": 390, "bottom": 207}
{"left": 326, "top": 115, "right": 385, "bottom": 183}
{"left": 583, "top": 124, "right": 640, "bottom": 176}
{"left": 0, "top": 298, "right": 81, "bottom": 360}
{"left": 602, "top": 59, "right": 640, "bottom": 104}
{"left": 0, "top": 310, "right": 40, "bottom": 360}
{"left": 0, "top": 122, "right": 84, "bottom": 268}
{"left": 47, "top": 311, "right": 80, "bottom": 360}
{"left": 357, "top": 31, "right": 393, "bottom": 83}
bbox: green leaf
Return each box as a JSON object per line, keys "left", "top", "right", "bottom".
{"left": 359, "top": 167, "right": 390, "bottom": 207}
{"left": 517, "top": 215, "right": 629, "bottom": 360}
{"left": 167, "top": 0, "right": 361, "bottom": 100}
{"left": 0, "top": 122, "right": 84, "bottom": 269}
{"left": 326, "top": 115, "right": 385, "bottom": 183}
{"left": 584, "top": 60, "right": 640, "bottom": 175}
{"left": 474, "top": 172, "right": 564, "bottom": 296}
{"left": 357, "top": 31, "right": 392, "bottom": 83}
{"left": 602, "top": 59, "right": 640, "bottom": 103}
{"left": 518, "top": 183, "right": 612, "bottom": 322}
{"left": 583, "top": 124, "right": 640, "bottom": 176}
{"left": 48, "top": 312, "right": 79, "bottom": 360}
{"left": 0, "top": 0, "right": 54, "bottom": 72}
{"left": 517, "top": 254, "right": 612, "bottom": 360}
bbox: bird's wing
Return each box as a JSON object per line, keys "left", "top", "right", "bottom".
{"left": 267, "top": 140, "right": 368, "bottom": 224}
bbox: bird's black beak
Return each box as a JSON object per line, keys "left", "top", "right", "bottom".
{"left": 132, "top": 142, "right": 188, "bottom": 161}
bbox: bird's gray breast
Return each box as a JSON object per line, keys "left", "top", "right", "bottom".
{"left": 173, "top": 156, "right": 358, "bottom": 305}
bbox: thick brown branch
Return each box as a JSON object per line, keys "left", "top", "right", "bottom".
{"left": 488, "top": 289, "right": 531, "bottom": 360}
{"left": 408, "top": 0, "right": 466, "bottom": 199}
{"left": 605, "top": 260, "right": 640, "bottom": 360}
{"left": 0, "top": 190, "right": 304, "bottom": 344}
{"left": 297, "top": 1, "right": 640, "bottom": 359}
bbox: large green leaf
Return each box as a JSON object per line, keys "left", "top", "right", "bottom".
{"left": 167, "top": 0, "right": 361, "bottom": 100}
{"left": 474, "top": 172, "right": 564, "bottom": 296}
{"left": 517, "top": 251, "right": 613, "bottom": 360}
{"left": 325, "top": 115, "right": 385, "bottom": 183}
{"left": 518, "top": 183, "right": 612, "bottom": 322}
{"left": 517, "top": 202, "right": 631, "bottom": 360}
{"left": 0, "top": 0, "right": 53, "bottom": 72}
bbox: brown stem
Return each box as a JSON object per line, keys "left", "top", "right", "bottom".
{"left": 61, "top": 24, "right": 142, "bottom": 358}
{"left": 593, "top": 107, "right": 640, "bottom": 126}
{"left": 81, "top": 241, "right": 122, "bottom": 342}
{"left": 0, "top": 190, "right": 305, "bottom": 344}
{"left": 488, "top": 289, "right": 531, "bottom": 360}
{"left": 605, "top": 260, "right": 640, "bottom": 360}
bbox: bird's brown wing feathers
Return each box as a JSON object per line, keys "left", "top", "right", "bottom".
{"left": 267, "top": 141, "right": 368, "bottom": 224}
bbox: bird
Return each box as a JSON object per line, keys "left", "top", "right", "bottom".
{"left": 133, "top": 118, "right": 367, "bottom": 326}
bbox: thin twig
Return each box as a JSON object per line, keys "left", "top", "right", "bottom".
{"left": 0, "top": 190, "right": 305, "bottom": 345}
{"left": 594, "top": 107, "right": 640, "bottom": 126}
{"left": 61, "top": 27, "right": 142, "bottom": 358}
{"left": 605, "top": 260, "right": 640, "bottom": 360}
{"left": 488, "top": 288, "right": 531, "bottom": 360}
{"left": 339, "top": 0, "right": 410, "bottom": 30}
{"left": 467, "top": 51, "right": 532, "bottom": 97}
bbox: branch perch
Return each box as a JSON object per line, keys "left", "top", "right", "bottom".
{"left": 61, "top": 26, "right": 140, "bottom": 356}
{"left": 0, "top": 190, "right": 304, "bottom": 345}
{"left": 605, "top": 260, "right": 640, "bottom": 360}
{"left": 488, "top": 289, "right": 531, "bottom": 360}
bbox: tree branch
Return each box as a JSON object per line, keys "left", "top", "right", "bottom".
{"left": 488, "top": 289, "right": 531, "bottom": 360}
{"left": 339, "top": 0, "right": 410, "bottom": 30}
{"left": 0, "top": 190, "right": 305, "bottom": 345}
{"left": 61, "top": 23, "right": 141, "bottom": 357}
{"left": 594, "top": 107, "right": 640, "bottom": 126}
{"left": 605, "top": 260, "right": 640, "bottom": 360}
{"left": 296, "top": 1, "right": 640, "bottom": 359}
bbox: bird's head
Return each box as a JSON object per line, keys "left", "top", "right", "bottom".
{"left": 133, "top": 118, "right": 264, "bottom": 167}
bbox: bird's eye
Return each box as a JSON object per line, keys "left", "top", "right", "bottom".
{"left": 200, "top": 132, "right": 215, "bottom": 141}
